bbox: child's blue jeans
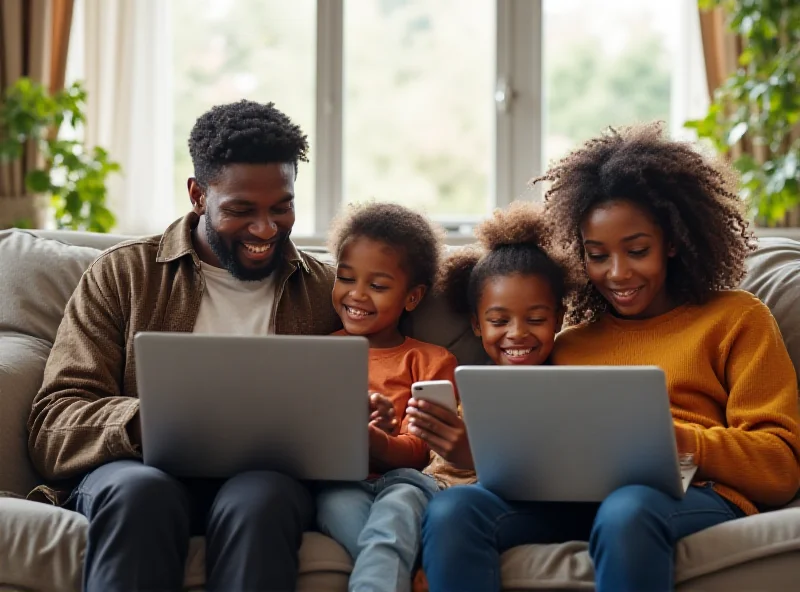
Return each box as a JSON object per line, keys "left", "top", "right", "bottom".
{"left": 316, "top": 468, "right": 440, "bottom": 592}
{"left": 421, "top": 482, "right": 745, "bottom": 592}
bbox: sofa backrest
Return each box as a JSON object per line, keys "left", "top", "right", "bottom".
{"left": 1, "top": 229, "right": 799, "bottom": 497}
{"left": 739, "top": 237, "right": 800, "bottom": 384}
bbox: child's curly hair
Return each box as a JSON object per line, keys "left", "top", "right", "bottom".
{"left": 536, "top": 122, "right": 756, "bottom": 325}
{"left": 328, "top": 201, "right": 445, "bottom": 288}
{"left": 437, "top": 201, "right": 571, "bottom": 315}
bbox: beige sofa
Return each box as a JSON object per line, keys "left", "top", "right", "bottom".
{"left": 1, "top": 227, "right": 800, "bottom": 591}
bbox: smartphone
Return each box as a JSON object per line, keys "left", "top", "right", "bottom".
{"left": 411, "top": 380, "right": 458, "bottom": 413}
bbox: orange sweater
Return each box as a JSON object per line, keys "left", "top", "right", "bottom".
{"left": 552, "top": 290, "right": 800, "bottom": 515}
{"left": 334, "top": 332, "right": 458, "bottom": 474}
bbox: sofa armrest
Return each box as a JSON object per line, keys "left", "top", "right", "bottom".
{"left": 674, "top": 507, "right": 800, "bottom": 583}
{"left": 0, "top": 333, "right": 51, "bottom": 495}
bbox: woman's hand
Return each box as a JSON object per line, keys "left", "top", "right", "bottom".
{"left": 406, "top": 398, "right": 474, "bottom": 470}
{"left": 369, "top": 392, "right": 398, "bottom": 434}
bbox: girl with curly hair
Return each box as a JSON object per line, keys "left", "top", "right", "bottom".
{"left": 317, "top": 202, "right": 458, "bottom": 592}
{"left": 419, "top": 123, "right": 800, "bottom": 592}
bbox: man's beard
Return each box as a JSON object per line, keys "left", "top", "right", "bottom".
{"left": 205, "top": 215, "right": 286, "bottom": 281}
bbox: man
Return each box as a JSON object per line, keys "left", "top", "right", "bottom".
{"left": 27, "top": 100, "right": 342, "bottom": 592}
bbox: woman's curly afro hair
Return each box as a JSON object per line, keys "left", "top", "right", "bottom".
{"left": 536, "top": 122, "right": 756, "bottom": 325}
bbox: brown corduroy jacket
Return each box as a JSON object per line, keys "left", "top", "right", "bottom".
{"left": 27, "top": 213, "right": 341, "bottom": 502}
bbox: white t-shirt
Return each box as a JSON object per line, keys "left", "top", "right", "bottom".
{"left": 193, "top": 261, "right": 277, "bottom": 335}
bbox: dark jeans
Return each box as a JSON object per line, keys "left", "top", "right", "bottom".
{"left": 68, "top": 459, "right": 313, "bottom": 592}
{"left": 422, "top": 483, "right": 745, "bottom": 592}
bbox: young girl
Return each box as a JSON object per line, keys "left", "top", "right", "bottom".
{"left": 420, "top": 123, "right": 800, "bottom": 592}
{"left": 316, "top": 202, "right": 457, "bottom": 592}
{"left": 406, "top": 201, "right": 570, "bottom": 482}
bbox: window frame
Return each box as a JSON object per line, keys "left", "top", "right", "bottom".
{"left": 309, "top": 0, "right": 542, "bottom": 238}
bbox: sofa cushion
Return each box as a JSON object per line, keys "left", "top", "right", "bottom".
{"left": 0, "top": 334, "right": 52, "bottom": 496}
{"left": 0, "top": 497, "right": 352, "bottom": 592}
{"left": 401, "top": 290, "right": 488, "bottom": 367}
{"left": 4, "top": 496, "right": 800, "bottom": 592}
{"left": 741, "top": 237, "right": 800, "bottom": 386}
{"left": 499, "top": 507, "right": 800, "bottom": 590}
{"left": 0, "top": 230, "right": 101, "bottom": 344}
{"left": 0, "top": 497, "right": 86, "bottom": 592}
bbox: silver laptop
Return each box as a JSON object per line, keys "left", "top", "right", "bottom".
{"left": 134, "top": 333, "right": 369, "bottom": 481}
{"left": 456, "top": 366, "right": 684, "bottom": 502}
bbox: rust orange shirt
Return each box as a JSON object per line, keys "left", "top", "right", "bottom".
{"left": 334, "top": 331, "right": 458, "bottom": 474}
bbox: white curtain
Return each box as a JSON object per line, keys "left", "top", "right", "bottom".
{"left": 670, "top": 0, "right": 710, "bottom": 142}
{"left": 67, "top": 0, "right": 175, "bottom": 235}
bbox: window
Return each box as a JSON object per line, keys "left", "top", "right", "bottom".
{"left": 172, "top": 0, "right": 317, "bottom": 234}
{"left": 543, "top": 0, "right": 681, "bottom": 165}
{"left": 84, "top": 0, "right": 704, "bottom": 238}
{"left": 343, "top": 0, "right": 495, "bottom": 222}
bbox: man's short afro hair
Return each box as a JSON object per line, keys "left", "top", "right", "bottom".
{"left": 188, "top": 100, "right": 309, "bottom": 188}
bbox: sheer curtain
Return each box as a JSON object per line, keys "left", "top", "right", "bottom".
{"left": 66, "top": 0, "right": 175, "bottom": 235}
{"left": 671, "top": 0, "right": 710, "bottom": 142}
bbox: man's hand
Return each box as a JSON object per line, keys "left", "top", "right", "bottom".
{"left": 406, "top": 398, "right": 474, "bottom": 470}
{"left": 369, "top": 392, "right": 398, "bottom": 435}
{"left": 126, "top": 412, "right": 142, "bottom": 451}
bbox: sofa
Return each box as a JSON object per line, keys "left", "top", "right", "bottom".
{"left": 1, "top": 227, "right": 800, "bottom": 591}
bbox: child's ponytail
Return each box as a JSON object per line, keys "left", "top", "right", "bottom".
{"left": 476, "top": 201, "right": 553, "bottom": 252}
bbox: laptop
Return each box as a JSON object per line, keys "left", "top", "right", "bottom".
{"left": 134, "top": 332, "right": 369, "bottom": 481}
{"left": 455, "top": 366, "right": 684, "bottom": 502}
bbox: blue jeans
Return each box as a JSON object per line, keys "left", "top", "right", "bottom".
{"left": 316, "top": 468, "right": 440, "bottom": 592}
{"left": 422, "top": 483, "right": 745, "bottom": 592}
{"left": 69, "top": 459, "right": 313, "bottom": 592}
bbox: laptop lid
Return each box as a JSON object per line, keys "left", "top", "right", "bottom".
{"left": 456, "top": 366, "right": 683, "bottom": 502}
{"left": 134, "top": 332, "right": 369, "bottom": 481}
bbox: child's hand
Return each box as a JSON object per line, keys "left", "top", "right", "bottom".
{"left": 369, "top": 422, "right": 391, "bottom": 453}
{"left": 369, "top": 392, "right": 398, "bottom": 435}
{"left": 406, "top": 398, "right": 474, "bottom": 471}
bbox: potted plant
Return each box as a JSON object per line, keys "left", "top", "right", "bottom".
{"left": 686, "top": 0, "right": 800, "bottom": 226}
{"left": 0, "top": 77, "right": 120, "bottom": 232}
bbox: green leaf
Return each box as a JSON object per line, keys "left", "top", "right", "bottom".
{"left": 765, "top": 168, "right": 787, "bottom": 195}
{"left": 727, "top": 121, "right": 748, "bottom": 146}
{"left": 784, "top": 153, "right": 798, "bottom": 180}
{"left": 739, "top": 48, "right": 754, "bottom": 67}
{"left": 734, "top": 154, "right": 759, "bottom": 173}
{"left": 65, "top": 191, "right": 82, "bottom": 216}
{"left": 748, "top": 82, "right": 769, "bottom": 101}
{"left": 90, "top": 204, "right": 116, "bottom": 232}
{"left": 25, "top": 169, "right": 52, "bottom": 193}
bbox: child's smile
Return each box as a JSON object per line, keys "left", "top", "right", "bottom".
{"left": 332, "top": 236, "right": 425, "bottom": 348}
{"left": 343, "top": 304, "right": 375, "bottom": 320}
{"left": 472, "top": 273, "right": 561, "bottom": 366}
{"left": 499, "top": 345, "right": 541, "bottom": 364}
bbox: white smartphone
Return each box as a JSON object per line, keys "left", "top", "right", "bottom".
{"left": 411, "top": 380, "right": 458, "bottom": 414}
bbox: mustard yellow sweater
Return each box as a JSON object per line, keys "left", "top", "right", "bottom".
{"left": 552, "top": 290, "right": 800, "bottom": 515}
